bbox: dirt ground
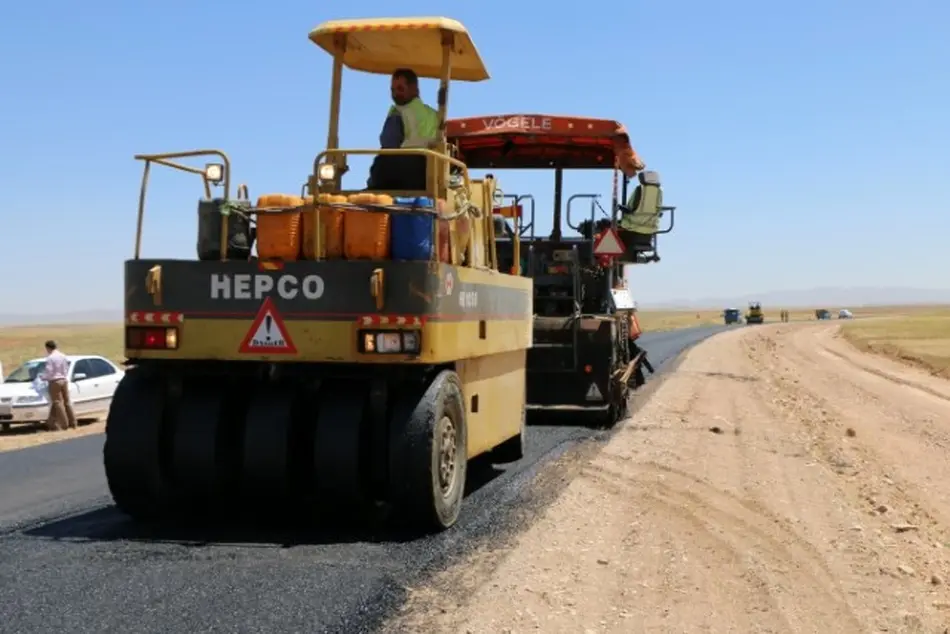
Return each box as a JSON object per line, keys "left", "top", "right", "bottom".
{"left": 391, "top": 323, "right": 950, "bottom": 634}
{"left": 0, "top": 420, "right": 104, "bottom": 452}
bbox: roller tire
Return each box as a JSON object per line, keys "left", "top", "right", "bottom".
{"left": 169, "top": 380, "right": 229, "bottom": 513}
{"left": 388, "top": 370, "right": 467, "bottom": 532}
{"left": 312, "top": 380, "right": 366, "bottom": 512}
{"left": 240, "top": 385, "right": 297, "bottom": 510}
{"left": 103, "top": 369, "right": 173, "bottom": 521}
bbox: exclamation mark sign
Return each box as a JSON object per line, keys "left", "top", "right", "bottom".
{"left": 264, "top": 315, "right": 272, "bottom": 341}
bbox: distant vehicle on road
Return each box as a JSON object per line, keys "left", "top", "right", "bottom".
{"left": 723, "top": 308, "right": 742, "bottom": 325}
{"left": 746, "top": 301, "right": 765, "bottom": 324}
{"left": 0, "top": 355, "right": 125, "bottom": 431}
{"left": 815, "top": 309, "right": 831, "bottom": 320}
{"left": 838, "top": 309, "right": 854, "bottom": 319}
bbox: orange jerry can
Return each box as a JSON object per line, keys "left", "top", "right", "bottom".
{"left": 628, "top": 311, "right": 642, "bottom": 341}
{"left": 256, "top": 194, "right": 303, "bottom": 261}
{"left": 344, "top": 194, "right": 392, "bottom": 260}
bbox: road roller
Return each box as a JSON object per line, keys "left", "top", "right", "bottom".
{"left": 104, "top": 16, "right": 532, "bottom": 533}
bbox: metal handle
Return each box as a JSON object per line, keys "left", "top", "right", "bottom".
{"left": 370, "top": 268, "right": 385, "bottom": 311}
{"left": 566, "top": 194, "right": 600, "bottom": 231}
{"left": 655, "top": 206, "right": 676, "bottom": 235}
{"left": 515, "top": 194, "right": 536, "bottom": 238}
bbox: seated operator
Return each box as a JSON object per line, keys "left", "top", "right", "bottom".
{"left": 617, "top": 170, "right": 662, "bottom": 252}
{"left": 366, "top": 68, "right": 439, "bottom": 191}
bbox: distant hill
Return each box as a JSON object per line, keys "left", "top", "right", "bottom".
{"left": 0, "top": 310, "right": 122, "bottom": 327}
{"left": 638, "top": 287, "right": 950, "bottom": 310}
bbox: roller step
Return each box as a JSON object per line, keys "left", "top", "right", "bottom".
{"left": 525, "top": 403, "right": 611, "bottom": 412}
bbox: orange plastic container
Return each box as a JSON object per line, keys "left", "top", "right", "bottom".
{"left": 344, "top": 194, "right": 392, "bottom": 260}
{"left": 256, "top": 194, "right": 304, "bottom": 261}
{"left": 628, "top": 311, "right": 642, "bottom": 341}
{"left": 302, "top": 194, "right": 347, "bottom": 259}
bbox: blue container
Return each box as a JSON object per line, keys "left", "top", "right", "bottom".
{"left": 391, "top": 197, "right": 436, "bottom": 261}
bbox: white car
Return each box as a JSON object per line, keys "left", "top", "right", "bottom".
{"left": 0, "top": 355, "right": 125, "bottom": 431}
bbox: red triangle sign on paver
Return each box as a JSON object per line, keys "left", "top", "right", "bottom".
{"left": 238, "top": 296, "right": 297, "bottom": 354}
{"left": 593, "top": 228, "right": 626, "bottom": 257}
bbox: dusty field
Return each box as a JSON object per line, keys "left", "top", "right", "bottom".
{"left": 842, "top": 309, "right": 950, "bottom": 379}
{"left": 0, "top": 323, "right": 123, "bottom": 371}
{"left": 390, "top": 322, "right": 950, "bottom": 633}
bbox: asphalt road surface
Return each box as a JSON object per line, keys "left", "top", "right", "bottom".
{"left": 0, "top": 325, "right": 727, "bottom": 634}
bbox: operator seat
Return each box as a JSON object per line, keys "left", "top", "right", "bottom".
{"left": 617, "top": 170, "right": 663, "bottom": 263}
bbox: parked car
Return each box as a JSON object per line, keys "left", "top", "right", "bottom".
{"left": 0, "top": 355, "right": 125, "bottom": 431}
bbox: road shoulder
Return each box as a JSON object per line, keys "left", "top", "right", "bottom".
{"left": 388, "top": 323, "right": 950, "bottom": 633}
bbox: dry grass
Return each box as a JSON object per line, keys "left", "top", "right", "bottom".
{"left": 839, "top": 306, "right": 950, "bottom": 379}
{"left": 0, "top": 323, "right": 124, "bottom": 375}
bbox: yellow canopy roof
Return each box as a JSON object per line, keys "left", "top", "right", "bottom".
{"left": 309, "top": 17, "right": 490, "bottom": 82}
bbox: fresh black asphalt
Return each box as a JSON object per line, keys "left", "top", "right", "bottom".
{"left": 0, "top": 325, "right": 727, "bottom": 634}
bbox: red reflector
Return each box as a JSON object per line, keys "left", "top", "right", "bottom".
{"left": 143, "top": 329, "right": 164, "bottom": 348}
{"left": 126, "top": 326, "right": 176, "bottom": 350}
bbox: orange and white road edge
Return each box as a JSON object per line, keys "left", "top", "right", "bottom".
{"left": 389, "top": 323, "right": 950, "bottom": 634}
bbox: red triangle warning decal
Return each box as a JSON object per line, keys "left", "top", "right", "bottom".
{"left": 593, "top": 228, "right": 626, "bottom": 257}
{"left": 238, "top": 297, "right": 297, "bottom": 354}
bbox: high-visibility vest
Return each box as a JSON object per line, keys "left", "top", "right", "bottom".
{"left": 621, "top": 184, "right": 662, "bottom": 235}
{"left": 388, "top": 98, "right": 439, "bottom": 148}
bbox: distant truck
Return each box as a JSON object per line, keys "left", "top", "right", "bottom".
{"left": 815, "top": 309, "right": 831, "bottom": 320}
{"left": 723, "top": 308, "right": 742, "bottom": 325}
{"left": 745, "top": 302, "right": 764, "bottom": 324}
{"left": 838, "top": 309, "right": 853, "bottom": 319}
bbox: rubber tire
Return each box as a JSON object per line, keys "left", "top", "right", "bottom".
{"left": 388, "top": 370, "right": 467, "bottom": 532}
{"left": 312, "top": 379, "right": 365, "bottom": 509}
{"left": 241, "top": 385, "right": 296, "bottom": 507}
{"left": 490, "top": 408, "right": 525, "bottom": 464}
{"left": 169, "top": 380, "right": 227, "bottom": 512}
{"left": 103, "top": 369, "right": 173, "bottom": 521}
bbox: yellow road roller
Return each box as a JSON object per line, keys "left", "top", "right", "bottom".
{"left": 105, "top": 16, "right": 533, "bottom": 533}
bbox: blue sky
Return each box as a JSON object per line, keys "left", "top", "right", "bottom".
{"left": 2, "top": 1, "right": 948, "bottom": 312}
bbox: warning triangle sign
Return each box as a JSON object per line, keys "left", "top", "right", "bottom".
{"left": 593, "top": 228, "right": 626, "bottom": 257}
{"left": 585, "top": 382, "right": 603, "bottom": 401}
{"left": 238, "top": 297, "right": 297, "bottom": 354}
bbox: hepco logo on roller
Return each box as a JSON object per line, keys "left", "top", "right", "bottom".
{"left": 210, "top": 273, "right": 324, "bottom": 301}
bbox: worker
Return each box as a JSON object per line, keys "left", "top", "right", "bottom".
{"left": 38, "top": 340, "right": 77, "bottom": 431}
{"left": 367, "top": 68, "right": 440, "bottom": 191}
{"left": 616, "top": 170, "right": 662, "bottom": 260}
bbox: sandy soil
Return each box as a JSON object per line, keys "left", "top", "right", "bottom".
{"left": 0, "top": 419, "right": 104, "bottom": 452}
{"left": 390, "top": 323, "right": 950, "bottom": 634}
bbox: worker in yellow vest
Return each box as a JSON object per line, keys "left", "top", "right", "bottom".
{"left": 368, "top": 68, "right": 439, "bottom": 190}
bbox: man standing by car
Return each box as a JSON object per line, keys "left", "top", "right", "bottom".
{"left": 39, "top": 340, "right": 77, "bottom": 431}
